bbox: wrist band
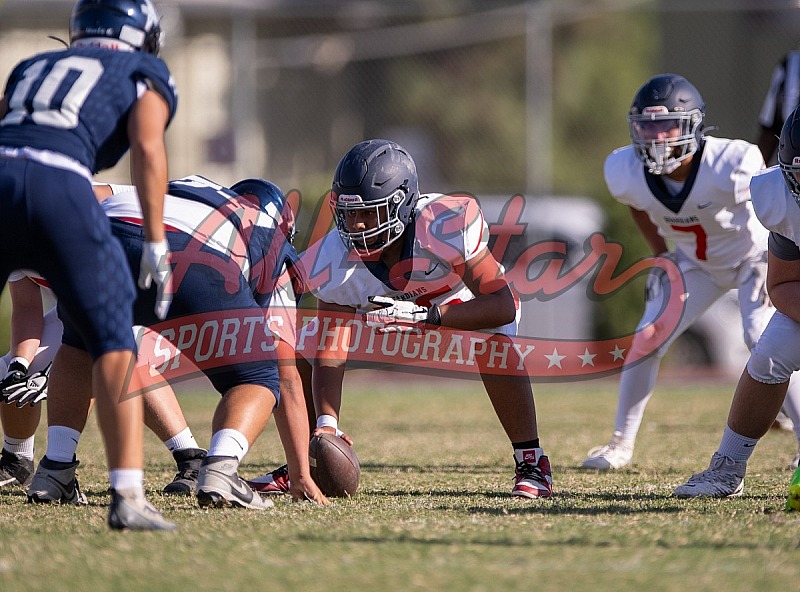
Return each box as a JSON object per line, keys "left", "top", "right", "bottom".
{"left": 426, "top": 304, "right": 442, "bottom": 326}
{"left": 316, "top": 414, "right": 338, "bottom": 430}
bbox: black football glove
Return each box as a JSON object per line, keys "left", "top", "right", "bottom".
{"left": 1, "top": 361, "right": 50, "bottom": 407}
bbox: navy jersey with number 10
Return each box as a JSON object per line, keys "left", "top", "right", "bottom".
{"left": 0, "top": 46, "right": 177, "bottom": 173}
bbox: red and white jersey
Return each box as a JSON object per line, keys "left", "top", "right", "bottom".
{"left": 305, "top": 192, "right": 518, "bottom": 334}
{"left": 749, "top": 166, "right": 800, "bottom": 244}
{"left": 604, "top": 137, "right": 768, "bottom": 276}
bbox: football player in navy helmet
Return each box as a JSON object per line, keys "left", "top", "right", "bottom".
{"left": 332, "top": 139, "right": 419, "bottom": 255}
{"left": 303, "top": 139, "right": 554, "bottom": 499}
{"left": 70, "top": 0, "right": 162, "bottom": 55}
{"left": 627, "top": 74, "right": 706, "bottom": 176}
{"left": 0, "top": 0, "right": 177, "bottom": 530}
{"left": 28, "top": 174, "right": 328, "bottom": 509}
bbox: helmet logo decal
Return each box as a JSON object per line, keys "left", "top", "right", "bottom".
{"left": 338, "top": 194, "right": 364, "bottom": 204}
{"left": 642, "top": 106, "right": 669, "bottom": 115}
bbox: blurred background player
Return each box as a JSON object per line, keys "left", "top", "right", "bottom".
{"left": 299, "top": 139, "right": 552, "bottom": 499}
{"left": 581, "top": 73, "right": 800, "bottom": 471}
{"left": 674, "top": 106, "right": 800, "bottom": 500}
{"left": 28, "top": 175, "right": 328, "bottom": 509}
{"left": 756, "top": 47, "right": 800, "bottom": 165}
{"left": 0, "top": 0, "right": 177, "bottom": 530}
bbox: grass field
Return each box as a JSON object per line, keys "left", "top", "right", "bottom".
{"left": 1, "top": 371, "right": 799, "bottom": 591}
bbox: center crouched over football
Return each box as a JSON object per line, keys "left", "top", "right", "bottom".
{"left": 309, "top": 433, "right": 360, "bottom": 497}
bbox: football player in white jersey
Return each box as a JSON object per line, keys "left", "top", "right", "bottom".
{"left": 674, "top": 106, "right": 800, "bottom": 501}
{"left": 581, "top": 73, "right": 800, "bottom": 471}
{"left": 301, "top": 139, "right": 552, "bottom": 499}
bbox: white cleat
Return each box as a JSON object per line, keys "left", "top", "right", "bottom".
{"left": 580, "top": 433, "right": 633, "bottom": 470}
{"left": 673, "top": 452, "right": 746, "bottom": 498}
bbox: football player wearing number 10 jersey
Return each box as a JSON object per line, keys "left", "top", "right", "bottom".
{"left": 581, "top": 73, "right": 800, "bottom": 471}
{"left": 0, "top": 0, "right": 178, "bottom": 530}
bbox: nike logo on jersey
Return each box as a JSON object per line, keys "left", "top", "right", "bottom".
{"left": 697, "top": 202, "right": 713, "bottom": 209}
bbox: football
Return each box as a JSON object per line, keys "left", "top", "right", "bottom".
{"left": 309, "top": 433, "right": 360, "bottom": 497}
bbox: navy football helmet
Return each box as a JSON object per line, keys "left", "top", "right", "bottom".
{"left": 628, "top": 74, "right": 706, "bottom": 175}
{"left": 70, "top": 0, "right": 162, "bottom": 55}
{"left": 778, "top": 106, "right": 800, "bottom": 199}
{"left": 231, "top": 178, "right": 295, "bottom": 243}
{"left": 332, "top": 139, "right": 419, "bottom": 254}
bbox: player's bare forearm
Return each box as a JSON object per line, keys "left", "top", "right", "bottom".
{"left": 629, "top": 206, "right": 668, "bottom": 255}
{"left": 438, "top": 287, "right": 516, "bottom": 330}
{"left": 128, "top": 90, "right": 169, "bottom": 243}
{"left": 271, "top": 351, "right": 327, "bottom": 502}
{"left": 312, "top": 360, "right": 346, "bottom": 421}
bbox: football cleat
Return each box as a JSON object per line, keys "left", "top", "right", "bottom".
{"left": 512, "top": 448, "right": 553, "bottom": 499}
{"left": 163, "top": 448, "right": 207, "bottom": 495}
{"left": 196, "top": 456, "right": 274, "bottom": 510}
{"left": 27, "top": 456, "right": 87, "bottom": 505}
{"left": 673, "top": 452, "right": 746, "bottom": 498}
{"left": 0, "top": 448, "right": 34, "bottom": 487}
{"left": 246, "top": 464, "right": 290, "bottom": 495}
{"left": 108, "top": 488, "right": 177, "bottom": 531}
{"left": 580, "top": 432, "right": 634, "bottom": 470}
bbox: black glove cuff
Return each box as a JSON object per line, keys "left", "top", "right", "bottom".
{"left": 426, "top": 304, "right": 442, "bottom": 326}
{"left": 7, "top": 359, "right": 29, "bottom": 375}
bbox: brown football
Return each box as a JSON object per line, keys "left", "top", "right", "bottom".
{"left": 309, "top": 433, "right": 360, "bottom": 497}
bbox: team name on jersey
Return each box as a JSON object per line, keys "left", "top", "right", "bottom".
{"left": 396, "top": 287, "right": 429, "bottom": 300}
{"left": 664, "top": 215, "right": 700, "bottom": 224}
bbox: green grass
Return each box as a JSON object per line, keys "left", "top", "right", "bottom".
{"left": 2, "top": 372, "right": 799, "bottom": 591}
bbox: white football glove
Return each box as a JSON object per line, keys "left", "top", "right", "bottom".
{"left": 1, "top": 361, "right": 50, "bottom": 407}
{"left": 139, "top": 239, "right": 173, "bottom": 320}
{"left": 365, "top": 296, "right": 440, "bottom": 333}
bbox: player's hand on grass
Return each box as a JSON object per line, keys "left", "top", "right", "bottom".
{"left": 290, "top": 472, "right": 331, "bottom": 506}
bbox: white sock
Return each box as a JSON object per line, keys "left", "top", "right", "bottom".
{"left": 109, "top": 468, "right": 144, "bottom": 492}
{"left": 208, "top": 429, "right": 249, "bottom": 461}
{"left": 46, "top": 426, "right": 82, "bottom": 463}
{"left": 718, "top": 425, "right": 759, "bottom": 462}
{"left": 4, "top": 435, "right": 35, "bottom": 461}
{"left": 163, "top": 427, "right": 199, "bottom": 452}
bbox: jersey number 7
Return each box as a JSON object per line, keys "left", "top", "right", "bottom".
{"left": 670, "top": 223, "right": 708, "bottom": 260}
